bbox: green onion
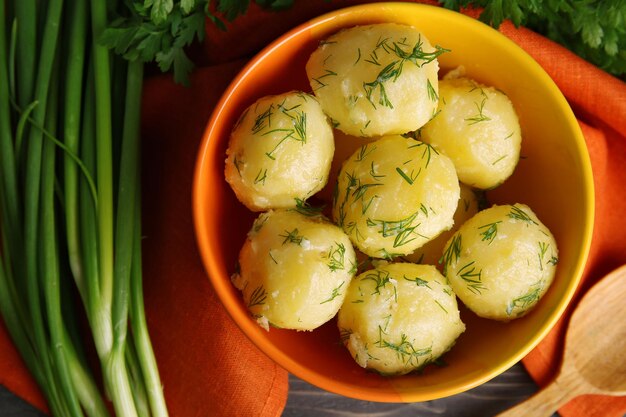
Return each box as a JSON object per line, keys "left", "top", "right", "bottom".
{"left": 0, "top": 0, "right": 170, "bottom": 415}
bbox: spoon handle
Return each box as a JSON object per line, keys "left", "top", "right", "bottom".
{"left": 494, "top": 373, "right": 581, "bottom": 417}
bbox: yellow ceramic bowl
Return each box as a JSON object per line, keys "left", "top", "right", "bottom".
{"left": 193, "top": 3, "right": 594, "bottom": 402}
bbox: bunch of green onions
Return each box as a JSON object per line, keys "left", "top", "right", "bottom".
{"left": 0, "top": 0, "right": 168, "bottom": 416}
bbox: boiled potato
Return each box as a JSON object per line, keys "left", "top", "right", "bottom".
{"left": 441, "top": 204, "right": 558, "bottom": 320}
{"left": 306, "top": 23, "right": 443, "bottom": 137}
{"left": 225, "top": 91, "right": 334, "bottom": 211}
{"left": 406, "top": 183, "right": 482, "bottom": 266}
{"left": 338, "top": 263, "right": 465, "bottom": 375}
{"left": 332, "top": 135, "right": 460, "bottom": 259}
{"left": 419, "top": 76, "right": 521, "bottom": 189}
{"left": 233, "top": 209, "right": 357, "bottom": 331}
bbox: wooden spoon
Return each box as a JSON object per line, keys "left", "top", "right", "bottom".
{"left": 496, "top": 264, "right": 626, "bottom": 417}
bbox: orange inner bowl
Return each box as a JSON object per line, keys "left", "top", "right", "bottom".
{"left": 193, "top": 3, "right": 594, "bottom": 402}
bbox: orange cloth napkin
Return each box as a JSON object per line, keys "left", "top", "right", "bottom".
{"left": 1, "top": 2, "right": 625, "bottom": 417}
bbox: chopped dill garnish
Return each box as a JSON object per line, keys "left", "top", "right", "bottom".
{"left": 268, "top": 250, "right": 278, "bottom": 264}
{"left": 506, "top": 283, "right": 543, "bottom": 316}
{"left": 293, "top": 198, "right": 325, "bottom": 217}
{"left": 363, "top": 37, "right": 448, "bottom": 109}
{"left": 344, "top": 221, "right": 364, "bottom": 242}
{"left": 478, "top": 221, "right": 501, "bottom": 244}
{"left": 321, "top": 281, "right": 345, "bottom": 304}
{"left": 381, "top": 315, "right": 392, "bottom": 333}
{"left": 248, "top": 285, "right": 268, "bottom": 308}
{"left": 363, "top": 61, "right": 397, "bottom": 109}
{"left": 311, "top": 69, "right": 337, "bottom": 91}
{"left": 365, "top": 50, "right": 381, "bottom": 66}
{"left": 369, "top": 161, "right": 385, "bottom": 181}
{"left": 538, "top": 241, "right": 548, "bottom": 258}
{"left": 508, "top": 205, "right": 538, "bottom": 224}
{"left": 362, "top": 269, "right": 396, "bottom": 300}
{"left": 339, "top": 327, "right": 353, "bottom": 344}
{"left": 457, "top": 261, "right": 486, "bottom": 294}
{"left": 430, "top": 107, "right": 442, "bottom": 120}
{"left": 367, "top": 211, "right": 423, "bottom": 248}
{"left": 355, "top": 47, "right": 362, "bottom": 65}
{"left": 355, "top": 143, "right": 377, "bottom": 162}
{"left": 336, "top": 205, "right": 347, "bottom": 227}
{"left": 277, "top": 99, "right": 302, "bottom": 113}
{"left": 252, "top": 213, "right": 269, "bottom": 234}
{"left": 492, "top": 155, "right": 507, "bottom": 165}
{"left": 469, "top": 84, "right": 489, "bottom": 97}
{"left": 325, "top": 242, "right": 347, "bottom": 272}
{"left": 348, "top": 258, "right": 358, "bottom": 275}
{"left": 352, "top": 182, "right": 383, "bottom": 203}
{"left": 364, "top": 36, "right": 390, "bottom": 66}
{"left": 254, "top": 168, "right": 267, "bottom": 185}
{"left": 379, "top": 248, "right": 404, "bottom": 260}
{"left": 404, "top": 275, "right": 431, "bottom": 289}
{"left": 279, "top": 228, "right": 304, "bottom": 245}
{"left": 440, "top": 233, "right": 462, "bottom": 275}
{"left": 465, "top": 96, "right": 491, "bottom": 125}
{"left": 408, "top": 140, "right": 438, "bottom": 168}
{"left": 395, "top": 166, "right": 420, "bottom": 185}
{"left": 361, "top": 195, "right": 378, "bottom": 215}
{"left": 348, "top": 95, "right": 360, "bottom": 107}
{"left": 426, "top": 78, "right": 438, "bottom": 102}
{"left": 537, "top": 241, "right": 556, "bottom": 270}
{"left": 252, "top": 104, "right": 274, "bottom": 134}
{"left": 232, "top": 154, "right": 243, "bottom": 177}
{"left": 263, "top": 103, "right": 307, "bottom": 159}
{"left": 376, "top": 331, "right": 432, "bottom": 367}
{"left": 434, "top": 299, "right": 448, "bottom": 314}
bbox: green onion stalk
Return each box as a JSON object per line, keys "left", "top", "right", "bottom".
{"left": 0, "top": 0, "right": 169, "bottom": 416}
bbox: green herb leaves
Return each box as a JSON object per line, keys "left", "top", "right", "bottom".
{"left": 101, "top": 2, "right": 206, "bottom": 85}
{"left": 102, "top": 0, "right": 296, "bottom": 85}
{"left": 150, "top": 0, "right": 175, "bottom": 25}
{"left": 363, "top": 37, "right": 448, "bottom": 109}
{"left": 439, "top": 0, "right": 626, "bottom": 79}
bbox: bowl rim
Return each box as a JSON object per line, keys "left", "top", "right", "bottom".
{"left": 192, "top": 2, "right": 595, "bottom": 402}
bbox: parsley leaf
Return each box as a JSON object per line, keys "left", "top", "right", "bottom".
{"left": 255, "top": 0, "right": 295, "bottom": 10}
{"left": 151, "top": 0, "right": 175, "bottom": 25}
{"left": 102, "top": 0, "right": 295, "bottom": 85}
{"left": 439, "top": 0, "right": 626, "bottom": 80}
{"left": 181, "top": 0, "right": 197, "bottom": 14}
{"left": 217, "top": 0, "right": 251, "bottom": 21}
{"left": 156, "top": 47, "right": 195, "bottom": 85}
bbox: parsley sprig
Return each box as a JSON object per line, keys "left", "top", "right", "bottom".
{"left": 439, "top": 0, "right": 626, "bottom": 79}
{"left": 101, "top": 0, "right": 295, "bottom": 85}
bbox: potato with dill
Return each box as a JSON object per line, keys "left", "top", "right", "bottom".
{"left": 232, "top": 209, "right": 357, "bottom": 331}
{"left": 338, "top": 263, "right": 465, "bottom": 375}
{"left": 441, "top": 204, "right": 558, "bottom": 321}
{"left": 332, "top": 135, "right": 460, "bottom": 259}
{"left": 419, "top": 75, "right": 522, "bottom": 189}
{"left": 306, "top": 23, "right": 445, "bottom": 137}
{"left": 406, "top": 183, "right": 482, "bottom": 267}
{"left": 224, "top": 91, "right": 334, "bottom": 211}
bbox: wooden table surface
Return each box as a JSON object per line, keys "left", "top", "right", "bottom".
{"left": 1, "top": 362, "right": 559, "bottom": 417}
